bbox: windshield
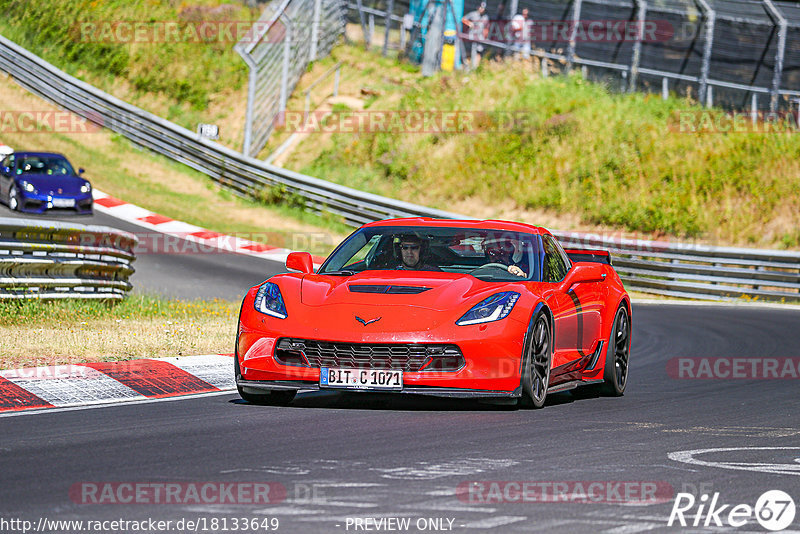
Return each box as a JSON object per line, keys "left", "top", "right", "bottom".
{"left": 16, "top": 156, "right": 75, "bottom": 176}
{"left": 320, "top": 226, "right": 542, "bottom": 282}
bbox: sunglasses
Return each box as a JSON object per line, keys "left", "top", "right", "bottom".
{"left": 400, "top": 244, "right": 421, "bottom": 251}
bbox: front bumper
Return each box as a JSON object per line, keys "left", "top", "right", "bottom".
{"left": 237, "top": 378, "right": 522, "bottom": 399}
{"left": 18, "top": 191, "right": 93, "bottom": 214}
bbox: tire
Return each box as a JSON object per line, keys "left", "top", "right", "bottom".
{"left": 234, "top": 355, "right": 296, "bottom": 406}
{"left": 520, "top": 312, "right": 552, "bottom": 408}
{"left": 8, "top": 186, "right": 19, "bottom": 211}
{"left": 600, "top": 305, "right": 631, "bottom": 396}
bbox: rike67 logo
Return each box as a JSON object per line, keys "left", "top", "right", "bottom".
{"left": 668, "top": 490, "right": 796, "bottom": 531}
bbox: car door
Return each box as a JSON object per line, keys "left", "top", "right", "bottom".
{"left": 541, "top": 235, "right": 603, "bottom": 370}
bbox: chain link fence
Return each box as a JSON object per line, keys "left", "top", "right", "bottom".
{"left": 344, "top": 0, "right": 800, "bottom": 112}
{"left": 236, "top": 0, "right": 347, "bottom": 158}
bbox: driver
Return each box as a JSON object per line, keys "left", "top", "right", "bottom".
{"left": 396, "top": 234, "right": 440, "bottom": 271}
{"left": 483, "top": 236, "right": 527, "bottom": 277}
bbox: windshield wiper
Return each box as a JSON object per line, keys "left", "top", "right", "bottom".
{"left": 322, "top": 270, "right": 356, "bottom": 276}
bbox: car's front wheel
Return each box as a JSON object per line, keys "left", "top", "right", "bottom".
{"left": 8, "top": 186, "right": 19, "bottom": 211}
{"left": 520, "top": 312, "right": 551, "bottom": 408}
{"left": 234, "top": 355, "right": 296, "bottom": 405}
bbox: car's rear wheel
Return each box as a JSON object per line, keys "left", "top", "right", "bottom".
{"left": 8, "top": 186, "right": 19, "bottom": 211}
{"left": 234, "top": 356, "right": 296, "bottom": 405}
{"left": 521, "top": 312, "right": 551, "bottom": 408}
{"left": 600, "top": 305, "right": 630, "bottom": 396}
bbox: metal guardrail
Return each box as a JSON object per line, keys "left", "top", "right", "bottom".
{"left": 1, "top": 35, "right": 798, "bottom": 302}
{"left": 0, "top": 218, "right": 137, "bottom": 300}
{"left": 554, "top": 231, "right": 800, "bottom": 302}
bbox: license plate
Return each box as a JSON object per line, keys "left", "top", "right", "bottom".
{"left": 52, "top": 198, "right": 75, "bottom": 208}
{"left": 320, "top": 367, "right": 402, "bottom": 391}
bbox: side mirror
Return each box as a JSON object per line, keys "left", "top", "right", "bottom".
{"left": 561, "top": 263, "right": 607, "bottom": 292}
{"left": 78, "top": 168, "right": 85, "bottom": 174}
{"left": 286, "top": 251, "right": 313, "bottom": 274}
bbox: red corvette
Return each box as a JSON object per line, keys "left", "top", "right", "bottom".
{"left": 235, "top": 218, "right": 631, "bottom": 408}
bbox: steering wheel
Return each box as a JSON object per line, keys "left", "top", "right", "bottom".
{"left": 477, "top": 262, "right": 510, "bottom": 271}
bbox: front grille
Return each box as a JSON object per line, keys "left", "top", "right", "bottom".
{"left": 275, "top": 338, "right": 463, "bottom": 372}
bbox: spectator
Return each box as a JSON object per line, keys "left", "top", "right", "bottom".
{"left": 462, "top": 2, "right": 489, "bottom": 67}
{"left": 510, "top": 8, "right": 531, "bottom": 57}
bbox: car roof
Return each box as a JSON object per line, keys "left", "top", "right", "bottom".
{"left": 10, "top": 151, "right": 68, "bottom": 158}
{"left": 362, "top": 217, "right": 551, "bottom": 236}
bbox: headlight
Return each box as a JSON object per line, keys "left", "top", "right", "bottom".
{"left": 21, "top": 182, "right": 35, "bottom": 193}
{"left": 254, "top": 282, "right": 288, "bottom": 319}
{"left": 80, "top": 182, "right": 91, "bottom": 193}
{"left": 456, "top": 291, "right": 520, "bottom": 326}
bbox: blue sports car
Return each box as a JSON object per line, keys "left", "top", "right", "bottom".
{"left": 0, "top": 151, "right": 93, "bottom": 214}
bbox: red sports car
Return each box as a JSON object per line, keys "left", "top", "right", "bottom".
{"left": 235, "top": 218, "right": 631, "bottom": 408}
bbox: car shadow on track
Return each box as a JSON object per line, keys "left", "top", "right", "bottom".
{"left": 229, "top": 390, "right": 581, "bottom": 412}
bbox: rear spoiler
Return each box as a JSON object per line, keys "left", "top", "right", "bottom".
{"left": 564, "top": 248, "right": 612, "bottom": 266}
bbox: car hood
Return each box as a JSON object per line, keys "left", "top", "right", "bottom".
{"left": 16, "top": 174, "right": 85, "bottom": 194}
{"left": 299, "top": 271, "right": 503, "bottom": 311}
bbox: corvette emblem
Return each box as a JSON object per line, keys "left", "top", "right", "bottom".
{"left": 355, "top": 316, "right": 381, "bottom": 326}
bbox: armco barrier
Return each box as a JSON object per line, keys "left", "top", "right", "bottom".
{"left": 1, "top": 35, "right": 799, "bottom": 302}
{"left": 555, "top": 231, "right": 800, "bottom": 302}
{"left": 0, "top": 217, "right": 136, "bottom": 300}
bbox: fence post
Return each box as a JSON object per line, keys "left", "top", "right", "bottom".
{"left": 310, "top": 0, "right": 322, "bottom": 60}
{"left": 763, "top": 0, "right": 787, "bottom": 113}
{"left": 567, "top": 0, "right": 583, "bottom": 72}
{"left": 662, "top": 77, "right": 668, "bottom": 100}
{"left": 422, "top": 1, "right": 445, "bottom": 76}
{"left": 629, "top": 0, "right": 647, "bottom": 92}
{"left": 695, "top": 0, "right": 715, "bottom": 107}
{"left": 751, "top": 93, "right": 758, "bottom": 125}
{"left": 279, "top": 14, "right": 293, "bottom": 126}
{"left": 355, "top": 0, "right": 370, "bottom": 48}
{"left": 383, "top": 0, "right": 395, "bottom": 56}
{"left": 239, "top": 52, "right": 257, "bottom": 156}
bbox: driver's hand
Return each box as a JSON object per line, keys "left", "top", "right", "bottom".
{"left": 508, "top": 265, "right": 525, "bottom": 277}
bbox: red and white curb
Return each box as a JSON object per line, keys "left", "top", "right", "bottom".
{"left": 0, "top": 355, "right": 235, "bottom": 414}
{"left": 92, "top": 189, "right": 326, "bottom": 268}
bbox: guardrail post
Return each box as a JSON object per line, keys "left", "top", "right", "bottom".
{"left": 695, "top": 0, "right": 715, "bottom": 107}
{"left": 752, "top": 93, "right": 758, "bottom": 125}
{"left": 567, "top": 0, "right": 583, "bottom": 72}
{"left": 662, "top": 77, "right": 668, "bottom": 100}
{"left": 629, "top": 0, "right": 647, "bottom": 92}
{"left": 763, "top": 0, "right": 787, "bottom": 113}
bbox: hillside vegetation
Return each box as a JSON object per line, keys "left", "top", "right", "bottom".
{"left": 2, "top": 0, "right": 797, "bottom": 248}
{"left": 289, "top": 53, "right": 800, "bottom": 248}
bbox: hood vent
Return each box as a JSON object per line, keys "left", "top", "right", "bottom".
{"left": 349, "top": 284, "right": 432, "bottom": 294}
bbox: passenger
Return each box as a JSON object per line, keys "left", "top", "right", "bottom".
{"left": 483, "top": 236, "right": 527, "bottom": 277}
{"left": 396, "top": 234, "right": 441, "bottom": 271}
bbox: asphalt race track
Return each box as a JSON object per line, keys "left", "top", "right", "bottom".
{"left": 0, "top": 206, "right": 285, "bottom": 300}
{"left": 2, "top": 301, "right": 799, "bottom": 532}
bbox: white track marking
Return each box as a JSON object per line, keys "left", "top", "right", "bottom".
{"left": 0, "top": 389, "right": 235, "bottom": 418}
{"left": 669, "top": 447, "right": 800, "bottom": 476}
